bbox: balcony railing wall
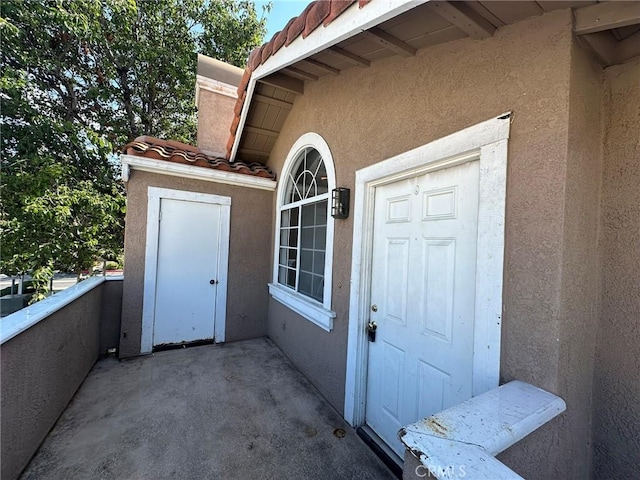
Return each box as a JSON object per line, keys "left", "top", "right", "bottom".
{"left": 1, "top": 276, "right": 123, "bottom": 480}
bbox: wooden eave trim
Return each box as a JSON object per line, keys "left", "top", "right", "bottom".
{"left": 577, "top": 29, "right": 640, "bottom": 67}
{"left": 430, "top": 1, "right": 496, "bottom": 40}
{"left": 301, "top": 58, "right": 341, "bottom": 75}
{"left": 615, "top": 30, "right": 640, "bottom": 64}
{"left": 574, "top": 2, "right": 640, "bottom": 36}
{"left": 245, "top": 125, "right": 280, "bottom": 138}
{"left": 283, "top": 66, "right": 320, "bottom": 81}
{"left": 361, "top": 26, "right": 416, "bottom": 57}
{"left": 327, "top": 45, "right": 371, "bottom": 67}
{"left": 254, "top": 94, "right": 294, "bottom": 109}
{"left": 258, "top": 72, "right": 304, "bottom": 95}
{"left": 238, "top": 147, "right": 272, "bottom": 157}
{"left": 230, "top": 0, "right": 428, "bottom": 161}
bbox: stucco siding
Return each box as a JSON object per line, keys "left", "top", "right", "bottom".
{"left": 197, "top": 88, "right": 237, "bottom": 156}
{"left": 266, "top": 9, "right": 579, "bottom": 479}
{"left": 1, "top": 285, "right": 104, "bottom": 480}
{"left": 553, "top": 38, "right": 604, "bottom": 479}
{"left": 120, "top": 171, "right": 273, "bottom": 357}
{"left": 592, "top": 57, "right": 640, "bottom": 478}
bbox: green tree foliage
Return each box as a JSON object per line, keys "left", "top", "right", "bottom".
{"left": 1, "top": 0, "right": 267, "bottom": 299}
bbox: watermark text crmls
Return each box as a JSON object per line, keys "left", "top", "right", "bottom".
{"left": 415, "top": 464, "right": 467, "bottom": 478}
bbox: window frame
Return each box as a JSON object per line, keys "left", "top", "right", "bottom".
{"left": 268, "top": 132, "right": 336, "bottom": 331}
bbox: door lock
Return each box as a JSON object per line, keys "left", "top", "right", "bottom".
{"left": 210, "top": 279, "right": 218, "bottom": 285}
{"left": 367, "top": 321, "right": 377, "bottom": 342}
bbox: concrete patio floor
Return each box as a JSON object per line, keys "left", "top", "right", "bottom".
{"left": 21, "top": 338, "right": 394, "bottom": 479}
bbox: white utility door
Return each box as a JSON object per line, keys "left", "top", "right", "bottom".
{"left": 365, "top": 160, "right": 480, "bottom": 457}
{"left": 153, "top": 198, "right": 223, "bottom": 347}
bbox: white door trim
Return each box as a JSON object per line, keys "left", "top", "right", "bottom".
{"left": 344, "top": 113, "right": 511, "bottom": 426}
{"left": 141, "top": 187, "right": 231, "bottom": 354}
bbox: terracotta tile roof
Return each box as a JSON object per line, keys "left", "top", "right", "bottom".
{"left": 122, "top": 136, "right": 275, "bottom": 179}
{"left": 226, "top": 0, "right": 372, "bottom": 159}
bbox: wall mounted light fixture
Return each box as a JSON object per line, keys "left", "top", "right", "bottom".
{"left": 331, "top": 187, "right": 350, "bottom": 219}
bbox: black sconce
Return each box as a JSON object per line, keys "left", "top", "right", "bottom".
{"left": 331, "top": 187, "right": 350, "bottom": 219}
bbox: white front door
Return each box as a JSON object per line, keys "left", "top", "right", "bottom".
{"left": 365, "top": 159, "right": 480, "bottom": 457}
{"left": 153, "top": 197, "right": 223, "bottom": 347}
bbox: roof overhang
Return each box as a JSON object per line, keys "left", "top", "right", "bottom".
{"left": 252, "top": 0, "right": 426, "bottom": 80}
{"left": 573, "top": 2, "right": 640, "bottom": 66}
{"left": 230, "top": 0, "right": 426, "bottom": 162}
{"left": 229, "top": 0, "right": 640, "bottom": 164}
{"left": 121, "top": 154, "right": 277, "bottom": 191}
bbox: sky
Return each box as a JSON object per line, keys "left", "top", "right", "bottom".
{"left": 255, "top": 1, "right": 309, "bottom": 40}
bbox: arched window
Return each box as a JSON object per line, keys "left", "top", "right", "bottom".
{"left": 269, "top": 133, "right": 336, "bottom": 331}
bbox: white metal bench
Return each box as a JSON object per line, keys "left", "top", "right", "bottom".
{"left": 398, "top": 380, "right": 566, "bottom": 479}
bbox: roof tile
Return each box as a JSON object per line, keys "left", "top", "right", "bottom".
{"left": 286, "top": 8, "right": 308, "bottom": 46}
{"left": 234, "top": 90, "right": 246, "bottom": 116}
{"left": 272, "top": 27, "right": 289, "bottom": 54}
{"left": 165, "top": 139, "right": 199, "bottom": 152}
{"left": 324, "top": 0, "right": 356, "bottom": 27}
{"left": 248, "top": 51, "right": 260, "bottom": 72}
{"left": 230, "top": 114, "right": 240, "bottom": 135}
{"left": 226, "top": 133, "right": 236, "bottom": 153}
{"left": 303, "top": 1, "right": 331, "bottom": 39}
{"left": 237, "top": 67, "right": 252, "bottom": 96}
{"left": 123, "top": 137, "right": 275, "bottom": 179}
{"left": 224, "top": 0, "right": 372, "bottom": 162}
{"left": 261, "top": 40, "right": 274, "bottom": 64}
{"left": 226, "top": 131, "right": 235, "bottom": 157}
{"left": 266, "top": 31, "right": 281, "bottom": 56}
{"left": 247, "top": 48, "right": 261, "bottom": 71}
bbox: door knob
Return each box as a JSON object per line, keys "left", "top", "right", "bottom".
{"left": 210, "top": 279, "right": 217, "bottom": 285}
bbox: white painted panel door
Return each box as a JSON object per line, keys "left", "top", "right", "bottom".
{"left": 365, "top": 160, "right": 480, "bottom": 457}
{"left": 153, "top": 198, "right": 221, "bottom": 347}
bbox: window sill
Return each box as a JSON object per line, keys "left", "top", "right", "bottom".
{"left": 268, "top": 283, "right": 335, "bottom": 332}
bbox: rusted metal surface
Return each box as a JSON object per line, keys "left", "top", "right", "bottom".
{"left": 422, "top": 417, "right": 450, "bottom": 437}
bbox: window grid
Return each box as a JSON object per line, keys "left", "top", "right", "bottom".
{"left": 277, "top": 147, "right": 329, "bottom": 303}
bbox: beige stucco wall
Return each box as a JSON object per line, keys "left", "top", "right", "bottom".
{"left": 262, "top": 9, "right": 608, "bottom": 478}
{"left": 551, "top": 38, "right": 604, "bottom": 478}
{"left": 119, "top": 171, "right": 273, "bottom": 358}
{"left": 592, "top": 57, "right": 640, "bottom": 478}
{"left": 197, "top": 88, "right": 237, "bottom": 156}
{"left": 1, "top": 280, "right": 122, "bottom": 480}
{"left": 196, "top": 55, "right": 243, "bottom": 156}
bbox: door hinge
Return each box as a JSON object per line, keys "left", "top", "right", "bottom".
{"left": 159, "top": 210, "right": 162, "bottom": 222}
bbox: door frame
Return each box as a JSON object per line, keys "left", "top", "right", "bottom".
{"left": 141, "top": 187, "right": 231, "bottom": 354}
{"left": 344, "top": 113, "right": 511, "bottom": 426}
